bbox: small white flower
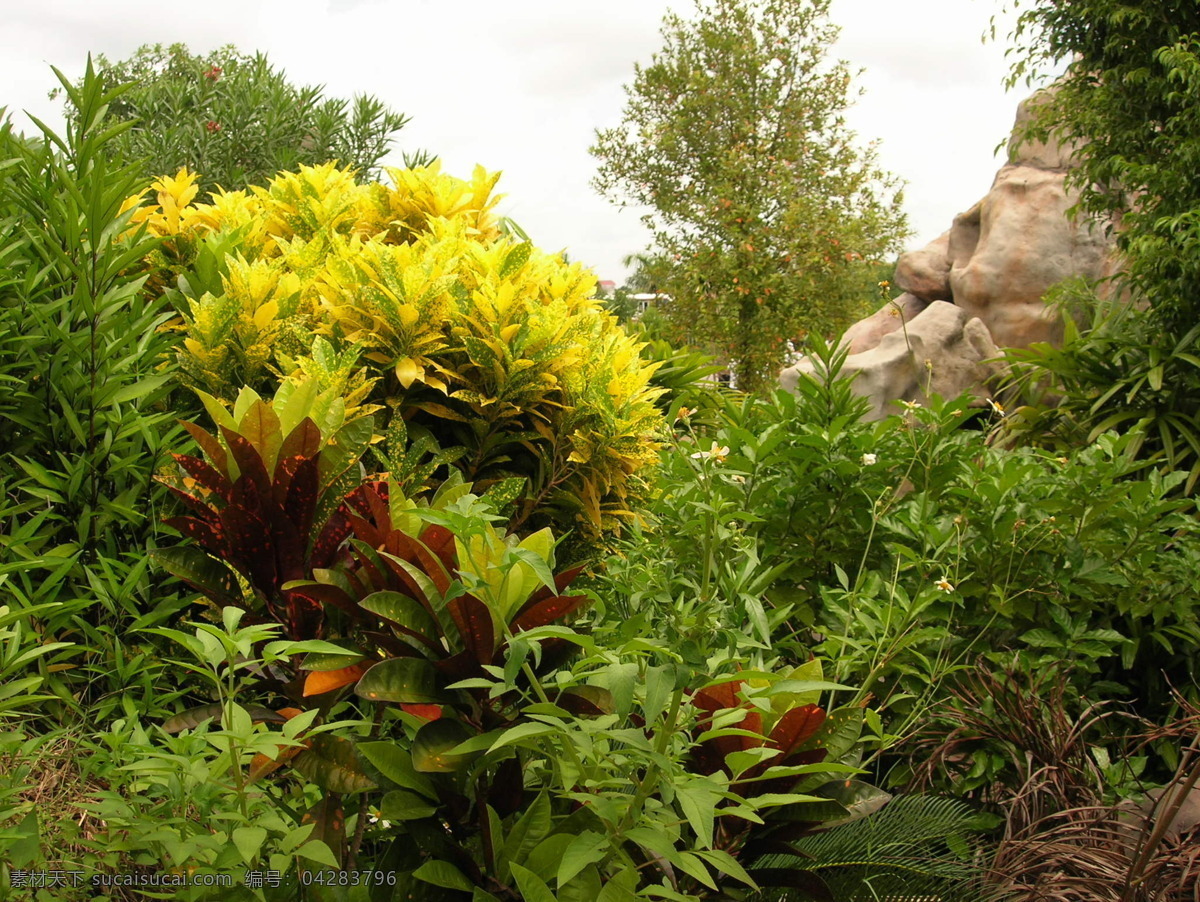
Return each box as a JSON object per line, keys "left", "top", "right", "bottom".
{"left": 988, "top": 398, "right": 1006, "bottom": 416}
{"left": 861, "top": 453, "right": 877, "bottom": 466}
{"left": 367, "top": 810, "right": 393, "bottom": 829}
{"left": 690, "top": 441, "right": 730, "bottom": 463}
{"left": 729, "top": 474, "right": 747, "bottom": 484}
{"left": 899, "top": 399, "right": 922, "bottom": 411}
{"left": 934, "top": 577, "right": 954, "bottom": 593}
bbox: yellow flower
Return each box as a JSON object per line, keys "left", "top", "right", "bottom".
{"left": 988, "top": 398, "right": 1006, "bottom": 416}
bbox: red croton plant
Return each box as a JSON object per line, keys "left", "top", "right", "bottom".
{"left": 153, "top": 379, "right": 596, "bottom": 862}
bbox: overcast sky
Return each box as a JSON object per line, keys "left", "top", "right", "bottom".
{"left": 0, "top": 0, "right": 1050, "bottom": 282}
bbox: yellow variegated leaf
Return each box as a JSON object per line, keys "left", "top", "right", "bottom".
{"left": 398, "top": 305, "right": 420, "bottom": 328}
{"left": 252, "top": 300, "right": 279, "bottom": 331}
{"left": 395, "top": 357, "right": 423, "bottom": 389}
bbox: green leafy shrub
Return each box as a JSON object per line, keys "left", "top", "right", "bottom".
{"left": 603, "top": 347, "right": 1200, "bottom": 798}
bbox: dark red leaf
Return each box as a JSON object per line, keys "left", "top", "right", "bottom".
{"left": 269, "top": 508, "right": 306, "bottom": 587}
{"left": 692, "top": 681, "right": 743, "bottom": 715}
{"left": 412, "top": 540, "right": 452, "bottom": 595}
{"left": 489, "top": 757, "right": 524, "bottom": 818}
{"left": 221, "top": 505, "right": 277, "bottom": 593}
{"left": 285, "top": 583, "right": 364, "bottom": 621}
{"left": 769, "top": 705, "right": 827, "bottom": 757}
{"left": 164, "top": 515, "right": 225, "bottom": 552}
{"left": 512, "top": 594, "right": 589, "bottom": 631}
{"left": 221, "top": 428, "right": 272, "bottom": 497}
{"left": 447, "top": 595, "right": 494, "bottom": 665}
{"left": 284, "top": 456, "right": 321, "bottom": 539}
{"left": 364, "top": 484, "right": 391, "bottom": 531}
{"left": 180, "top": 419, "right": 228, "bottom": 472}
{"left": 313, "top": 509, "right": 352, "bottom": 569}
{"left": 170, "top": 453, "right": 233, "bottom": 500}
{"left": 160, "top": 483, "right": 221, "bottom": 518}
{"left": 302, "top": 795, "right": 345, "bottom": 867}
{"left": 276, "top": 418, "right": 322, "bottom": 472}
{"left": 362, "top": 630, "right": 419, "bottom": 658}
{"left": 434, "top": 649, "right": 483, "bottom": 682}
{"left": 345, "top": 512, "right": 385, "bottom": 550}
{"left": 513, "top": 563, "right": 586, "bottom": 618}
{"left": 419, "top": 524, "right": 457, "bottom": 573}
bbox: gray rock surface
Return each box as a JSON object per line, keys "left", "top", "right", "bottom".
{"left": 781, "top": 301, "right": 1002, "bottom": 420}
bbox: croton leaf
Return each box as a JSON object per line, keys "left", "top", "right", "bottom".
{"left": 282, "top": 456, "right": 321, "bottom": 538}
{"left": 446, "top": 594, "right": 495, "bottom": 664}
{"left": 412, "top": 718, "right": 474, "bottom": 773}
{"left": 150, "top": 546, "right": 240, "bottom": 605}
{"left": 220, "top": 505, "right": 278, "bottom": 591}
{"left": 514, "top": 563, "right": 585, "bottom": 616}
{"left": 358, "top": 590, "right": 440, "bottom": 650}
{"left": 275, "top": 417, "right": 322, "bottom": 476}
{"left": 303, "top": 662, "right": 371, "bottom": 697}
{"left": 162, "top": 702, "right": 286, "bottom": 734}
{"left": 512, "top": 593, "right": 589, "bottom": 632}
{"left": 170, "top": 453, "right": 233, "bottom": 501}
{"left": 301, "top": 794, "right": 346, "bottom": 867}
{"left": 556, "top": 686, "right": 615, "bottom": 717}
{"left": 163, "top": 515, "right": 224, "bottom": 551}
{"left": 401, "top": 704, "right": 443, "bottom": 721}
{"left": 237, "top": 400, "right": 284, "bottom": 475}
{"left": 249, "top": 740, "right": 309, "bottom": 782}
{"left": 355, "top": 657, "right": 442, "bottom": 704}
{"left": 221, "top": 428, "right": 273, "bottom": 497}
{"left": 291, "top": 734, "right": 377, "bottom": 794}
{"left": 769, "top": 705, "right": 827, "bottom": 757}
{"left": 799, "top": 706, "right": 864, "bottom": 761}
{"left": 180, "top": 419, "right": 228, "bottom": 472}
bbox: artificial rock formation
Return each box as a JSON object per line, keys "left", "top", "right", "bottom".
{"left": 782, "top": 88, "right": 1119, "bottom": 418}
{"left": 781, "top": 301, "right": 1001, "bottom": 420}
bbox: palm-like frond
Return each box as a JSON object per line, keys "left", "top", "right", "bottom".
{"left": 750, "top": 794, "right": 984, "bottom": 901}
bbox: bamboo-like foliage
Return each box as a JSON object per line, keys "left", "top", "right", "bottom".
{"left": 0, "top": 62, "right": 186, "bottom": 714}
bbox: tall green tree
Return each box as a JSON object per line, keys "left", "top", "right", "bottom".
{"left": 1000, "top": 2, "right": 1200, "bottom": 489}
{"left": 591, "top": 0, "right": 907, "bottom": 391}
{"left": 56, "top": 43, "right": 429, "bottom": 198}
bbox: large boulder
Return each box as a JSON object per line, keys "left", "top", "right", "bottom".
{"left": 948, "top": 164, "right": 1112, "bottom": 349}
{"left": 781, "top": 301, "right": 1002, "bottom": 420}
{"left": 781, "top": 86, "right": 1120, "bottom": 409}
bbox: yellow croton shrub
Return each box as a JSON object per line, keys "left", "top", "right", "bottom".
{"left": 126, "top": 162, "right": 664, "bottom": 554}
